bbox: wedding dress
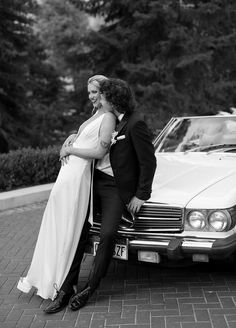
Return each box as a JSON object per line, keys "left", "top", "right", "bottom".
{"left": 17, "top": 113, "right": 105, "bottom": 300}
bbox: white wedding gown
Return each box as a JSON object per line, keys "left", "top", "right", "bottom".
{"left": 17, "top": 113, "right": 105, "bottom": 300}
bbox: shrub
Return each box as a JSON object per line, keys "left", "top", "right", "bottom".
{"left": 0, "top": 146, "right": 61, "bottom": 191}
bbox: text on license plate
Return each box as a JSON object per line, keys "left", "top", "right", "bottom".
{"left": 93, "top": 241, "right": 128, "bottom": 260}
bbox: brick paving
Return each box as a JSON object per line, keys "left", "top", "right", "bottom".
{"left": 1, "top": 203, "right": 236, "bottom": 328}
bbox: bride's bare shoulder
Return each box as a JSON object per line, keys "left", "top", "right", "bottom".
{"left": 104, "top": 111, "right": 116, "bottom": 121}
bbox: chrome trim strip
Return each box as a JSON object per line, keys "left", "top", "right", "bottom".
{"left": 182, "top": 241, "right": 214, "bottom": 249}
{"left": 130, "top": 239, "right": 214, "bottom": 249}
{"left": 91, "top": 224, "right": 182, "bottom": 235}
{"left": 136, "top": 216, "right": 181, "bottom": 221}
{"left": 119, "top": 228, "right": 182, "bottom": 233}
{"left": 129, "top": 240, "right": 170, "bottom": 247}
{"left": 91, "top": 224, "right": 182, "bottom": 234}
{"left": 138, "top": 201, "right": 182, "bottom": 208}
{"left": 119, "top": 229, "right": 181, "bottom": 235}
{"left": 91, "top": 227, "right": 182, "bottom": 236}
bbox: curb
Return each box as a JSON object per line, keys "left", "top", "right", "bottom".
{"left": 0, "top": 183, "right": 54, "bottom": 211}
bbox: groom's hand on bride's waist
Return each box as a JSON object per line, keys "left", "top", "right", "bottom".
{"left": 127, "top": 196, "right": 145, "bottom": 214}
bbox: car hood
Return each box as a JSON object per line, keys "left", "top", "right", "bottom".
{"left": 150, "top": 153, "right": 236, "bottom": 209}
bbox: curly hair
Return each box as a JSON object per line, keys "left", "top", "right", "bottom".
{"left": 99, "top": 78, "right": 136, "bottom": 114}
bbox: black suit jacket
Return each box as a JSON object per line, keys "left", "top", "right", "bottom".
{"left": 109, "top": 111, "right": 157, "bottom": 204}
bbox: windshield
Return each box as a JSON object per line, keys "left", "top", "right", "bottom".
{"left": 156, "top": 116, "right": 236, "bottom": 153}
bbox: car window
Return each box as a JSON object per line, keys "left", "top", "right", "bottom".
{"left": 156, "top": 117, "right": 236, "bottom": 153}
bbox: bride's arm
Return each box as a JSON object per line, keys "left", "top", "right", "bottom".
{"left": 59, "top": 133, "right": 77, "bottom": 165}
{"left": 60, "top": 113, "right": 116, "bottom": 160}
{"left": 62, "top": 133, "right": 76, "bottom": 147}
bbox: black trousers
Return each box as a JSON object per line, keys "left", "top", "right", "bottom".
{"left": 61, "top": 169, "right": 125, "bottom": 294}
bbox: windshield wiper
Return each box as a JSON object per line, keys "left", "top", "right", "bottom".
{"left": 185, "top": 143, "right": 236, "bottom": 153}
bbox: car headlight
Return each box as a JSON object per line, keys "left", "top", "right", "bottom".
{"left": 208, "top": 211, "right": 231, "bottom": 232}
{"left": 187, "top": 211, "right": 206, "bottom": 230}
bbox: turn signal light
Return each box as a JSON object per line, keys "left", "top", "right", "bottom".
{"left": 138, "top": 251, "right": 161, "bottom": 263}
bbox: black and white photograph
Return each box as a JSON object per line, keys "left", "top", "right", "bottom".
{"left": 1, "top": 1, "right": 236, "bottom": 327}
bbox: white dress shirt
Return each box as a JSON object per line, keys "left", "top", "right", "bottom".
{"left": 95, "top": 113, "right": 124, "bottom": 176}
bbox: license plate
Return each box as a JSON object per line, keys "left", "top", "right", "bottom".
{"left": 93, "top": 241, "right": 128, "bottom": 260}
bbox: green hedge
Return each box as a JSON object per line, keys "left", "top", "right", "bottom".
{"left": 0, "top": 146, "right": 61, "bottom": 192}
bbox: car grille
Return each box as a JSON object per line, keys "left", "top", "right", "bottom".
{"left": 92, "top": 203, "right": 184, "bottom": 233}
{"left": 133, "top": 203, "right": 183, "bottom": 232}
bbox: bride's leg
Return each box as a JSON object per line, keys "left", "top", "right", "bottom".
{"left": 60, "top": 219, "right": 91, "bottom": 293}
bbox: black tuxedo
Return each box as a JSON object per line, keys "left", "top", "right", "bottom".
{"left": 110, "top": 111, "right": 156, "bottom": 203}
{"left": 61, "top": 111, "right": 156, "bottom": 294}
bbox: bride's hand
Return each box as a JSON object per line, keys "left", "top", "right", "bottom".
{"left": 65, "top": 133, "right": 76, "bottom": 146}
{"left": 60, "top": 134, "right": 76, "bottom": 152}
{"left": 60, "top": 145, "right": 71, "bottom": 165}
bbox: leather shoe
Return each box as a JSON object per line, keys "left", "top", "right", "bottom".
{"left": 44, "top": 290, "right": 73, "bottom": 314}
{"left": 69, "top": 286, "right": 91, "bottom": 311}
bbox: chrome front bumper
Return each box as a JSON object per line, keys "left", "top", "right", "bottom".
{"left": 127, "top": 234, "right": 236, "bottom": 260}
{"left": 88, "top": 229, "right": 236, "bottom": 261}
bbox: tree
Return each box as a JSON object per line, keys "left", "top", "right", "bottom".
{"left": 35, "top": 0, "right": 93, "bottom": 113}
{"left": 0, "top": 0, "right": 36, "bottom": 151}
{"left": 69, "top": 0, "right": 236, "bottom": 133}
{"left": 26, "top": 38, "right": 67, "bottom": 148}
{"left": 36, "top": 0, "right": 89, "bottom": 72}
{"left": 0, "top": 0, "right": 68, "bottom": 150}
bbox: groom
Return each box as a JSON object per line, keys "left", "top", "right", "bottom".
{"left": 44, "top": 78, "right": 156, "bottom": 313}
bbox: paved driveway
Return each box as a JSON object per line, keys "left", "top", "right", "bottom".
{"left": 1, "top": 202, "right": 236, "bottom": 328}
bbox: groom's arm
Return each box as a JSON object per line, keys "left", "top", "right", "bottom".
{"left": 129, "top": 119, "right": 156, "bottom": 203}
{"left": 127, "top": 119, "right": 156, "bottom": 213}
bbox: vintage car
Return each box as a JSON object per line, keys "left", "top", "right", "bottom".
{"left": 88, "top": 115, "right": 236, "bottom": 264}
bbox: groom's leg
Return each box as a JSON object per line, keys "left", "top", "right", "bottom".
{"left": 88, "top": 171, "right": 124, "bottom": 291}
{"left": 69, "top": 171, "right": 125, "bottom": 311}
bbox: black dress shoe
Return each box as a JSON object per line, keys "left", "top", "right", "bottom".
{"left": 69, "top": 286, "right": 91, "bottom": 311}
{"left": 44, "top": 290, "right": 73, "bottom": 314}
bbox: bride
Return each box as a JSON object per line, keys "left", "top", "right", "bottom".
{"left": 17, "top": 75, "right": 116, "bottom": 300}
